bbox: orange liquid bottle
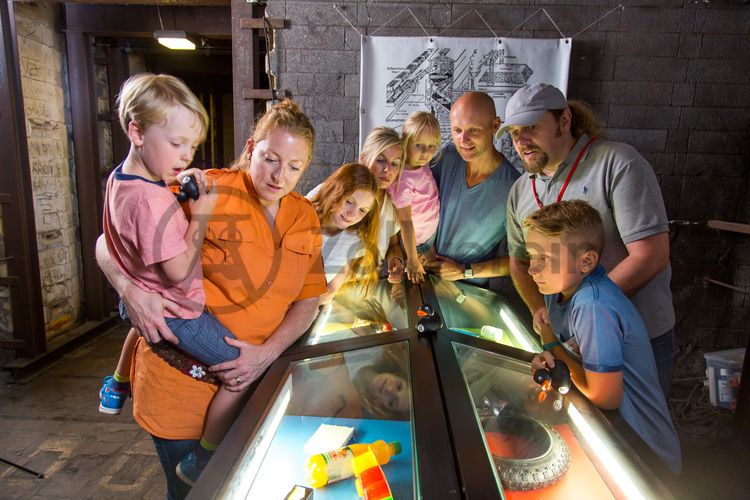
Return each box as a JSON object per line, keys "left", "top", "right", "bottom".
{"left": 304, "top": 440, "right": 401, "bottom": 488}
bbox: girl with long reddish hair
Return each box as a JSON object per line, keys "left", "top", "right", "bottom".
{"left": 307, "top": 163, "right": 381, "bottom": 302}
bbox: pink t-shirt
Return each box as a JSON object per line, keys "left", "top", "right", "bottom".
{"left": 103, "top": 167, "right": 205, "bottom": 318}
{"left": 387, "top": 165, "right": 440, "bottom": 244}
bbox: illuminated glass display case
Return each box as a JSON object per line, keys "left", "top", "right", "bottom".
{"left": 428, "top": 276, "right": 542, "bottom": 353}
{"left": 219, "top": 342, "right": 416, "bottom": 499}
{"left": 189, "top": 277, "right": 673, "bottom": 500}
{"left": 449, "top": 344, "right": 672, "bottom": 499}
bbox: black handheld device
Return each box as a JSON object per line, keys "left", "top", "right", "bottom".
{"left": 416, "top": 304, "right": 443, "bottom": 333}
{"left": 175, "top": 175, "right": 200, "bottom": 203}
{"left": 533, "top": 358, "right": 571, "bottom": 394}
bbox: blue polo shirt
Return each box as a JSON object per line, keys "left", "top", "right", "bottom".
{"left": 545, "top": 266, "right": 681, "bottom": 474}
{"left": 432, "top": 144, "right": 519, "bottom": 285}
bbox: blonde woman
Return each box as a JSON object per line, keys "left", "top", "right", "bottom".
{"left": 358, "top": 126, "right": 407, "bottom": 284}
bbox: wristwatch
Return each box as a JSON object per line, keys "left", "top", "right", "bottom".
{"left": 455, "top": 290, "right": 467, "bottom": 304}
{"left": 463, "top": 263, "right": 474, "bottom": 279}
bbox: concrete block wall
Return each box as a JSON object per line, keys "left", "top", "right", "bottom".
{"left": 14, "top": 3, "right": 83, "bottom": 339}
{"left": 267, "top": 1, "right": 750, "bottom": 375}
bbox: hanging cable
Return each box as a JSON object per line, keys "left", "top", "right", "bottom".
{"left": 370, "top": 7, "right": 408, "bottom": 36}
{"left": 333, "top": 4, "right": 364, "bottom": 37}
{"left": 437, "top": 9, "right": 484, "bottom": 36}
{"left": 505, "top": 7, "right": 543, "bottom": 37}
{"left": 542, "top": 9, "right": 566, "bottom": 39}
{"left": 571, "top": 4, "right": 624, "bottom": 39}
{"left": 156, "top": 5, "right": 165, "bottom": 31}
{"left": 406, "top": 8, "right": 430, "bottom": 37}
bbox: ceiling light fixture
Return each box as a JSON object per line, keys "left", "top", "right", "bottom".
{"left": 154, "top": 30, "right": 197, "bottom": 51}
{"left": 153, "top": 6, "right": 196, "bottom": 51}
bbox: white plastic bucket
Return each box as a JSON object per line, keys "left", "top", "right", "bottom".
{"left": 704, "top": 348, "right": 745, "bottom": 410}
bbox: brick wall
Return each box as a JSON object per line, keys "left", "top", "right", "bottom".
{"left": 15, "top": 3, "right": 83, "bottom": 339}
{"left": 267, "top": 1, "right": 750, "bottom": 374}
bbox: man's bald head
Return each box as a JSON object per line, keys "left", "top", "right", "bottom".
{"left": 451, "top": 91, "right": 497, "bottom": 125}
{"left": 449, "top": 91, "right": 501, "bottom": 165}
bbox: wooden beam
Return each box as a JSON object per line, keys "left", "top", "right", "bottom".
{"left": 139, "top": 51, "right": 233, "bottom": 78}
{"left": 45, "top": 1, "right": 228, "bottom": 5}
{"left": 242, "top": 88, "right": 289, "bottom": 100}
{"left": 0, "top": 276, "right": 19, "bottom": 286}
{"left": 64, "top": 4, "right": 230, "bottom": 38}
{"left": 65, "top": 30, "right": 110, "bottom": 321}
{"left": 240, "top": 17, "right": 285, "bottom": 30}
{"left": 0, "top": 339, "right": 25, "bottom": 350}
{"left": 5, "top": 316, "right": 120, "bottom": 380}
{"left": 231, "top": 0, "right": 264, "bottom": 156}
{"left": 707, "top": 220, "right": 750, "bottom": 236}
{"left": 106, "top": 47, "right": 131, "bottom": 171}
{"left": 0, "top": 1, "right": 47, "bottom": 357}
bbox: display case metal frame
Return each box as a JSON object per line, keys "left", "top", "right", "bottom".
{"left": 424, "top": 280, "right": 676, "bottom": 499}
{"left": 190, "top": 281, "right": 460, "bottom": 500}
{"left": 190, "top": 277, "right": 675, "bottom": 499}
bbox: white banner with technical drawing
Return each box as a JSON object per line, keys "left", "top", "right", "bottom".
{"left": 360, "top": 36, "right": 571, "bottom": 169}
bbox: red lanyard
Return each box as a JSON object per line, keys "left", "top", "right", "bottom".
{"left": 532, "top": 137, "right": 598, "bottom": 209}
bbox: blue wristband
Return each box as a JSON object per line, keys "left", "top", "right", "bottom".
{"left": 542, "top": 340, "right": 562, "bottom": 351}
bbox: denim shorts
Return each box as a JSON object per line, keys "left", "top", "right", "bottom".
{"left": 416, "top": 231, "right": 437, "bottom": 255}
{"left": 119, "top": 300, "right": 239, "bottom": 366}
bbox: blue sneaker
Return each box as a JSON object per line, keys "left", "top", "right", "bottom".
{"left": 176, "top": 450, "right": 205, "bottom": 487}
{"left": 98, "top": 376, "right": 130, "bottom": 415}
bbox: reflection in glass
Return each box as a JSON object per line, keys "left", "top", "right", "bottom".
{"left": 302, "top": 278, "right": 408, "bottom": 346}
{"left": 351, "top": 344, "right": 411, "bottom": 420}
{"left": 454, "top": 343, "right": 665, "bottom": 499}
{"left": 220, "top": 342, "right": 415, "bottom": 499}
{"left": 431, "top": 275, "right": 541, "bottom": 353}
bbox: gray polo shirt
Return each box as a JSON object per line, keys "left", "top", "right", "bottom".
{"left": 507, "top": 134, "right": 675, "bottom": 339}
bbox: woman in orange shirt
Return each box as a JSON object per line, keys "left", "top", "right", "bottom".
{"left": 96, "top": 99, "right": 326, "bottom": 499}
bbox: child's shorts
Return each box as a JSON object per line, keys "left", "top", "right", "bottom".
{"left": 416, "top": 231, "right": 437, "bottom": 255}
{"left": 119, "top": 301, "right": 240, "bottom": 366}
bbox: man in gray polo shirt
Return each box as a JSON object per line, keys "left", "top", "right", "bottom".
{"left": 504, "top": 83, "right": 676, "bottom": 397}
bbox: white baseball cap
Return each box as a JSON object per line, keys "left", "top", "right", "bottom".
{"left": 498, "top": 83, "right": 567, "bottom": 137}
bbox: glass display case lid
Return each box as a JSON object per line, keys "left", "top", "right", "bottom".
{"left": 219, "top": 341, "right": 417, "bottom": 499}
{"left": 300, "top": 279, "right": 409, "bottom": 346}
{"left": 431, "top": 275, "right": 541, "bottom": 353}
{"left": 454, "top": 343, "right": 669, "bottom": 499}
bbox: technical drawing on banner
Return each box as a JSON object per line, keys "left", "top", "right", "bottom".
{"left": 385, "top": 47, "right": 533, "bottom": 171}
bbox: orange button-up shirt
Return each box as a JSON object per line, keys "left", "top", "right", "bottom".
{"left": 131, "top": 168, "right": 326, "bottom": 439}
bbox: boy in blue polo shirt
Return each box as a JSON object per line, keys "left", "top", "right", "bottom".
{"left": 524, "top": 199, "right": 681, "bottom": 474}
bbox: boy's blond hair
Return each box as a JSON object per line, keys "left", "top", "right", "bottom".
{"left": 402, "top": 111, "right": 442, "bottom": 162}
{"left": 523, "top": 200, "right": 605, "bottom": 254}
{"left": 117, "top": 73, "right": 209, "bottom": 142}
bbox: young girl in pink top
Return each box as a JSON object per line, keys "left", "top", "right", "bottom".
{"left": 387, "top": 111, "right": 442, "bottom": 283}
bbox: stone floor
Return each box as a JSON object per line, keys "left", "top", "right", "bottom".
{"left": 0, "top": 323, "right": 165, "bottom": 499}
{"left": 0, "top": 324, "right": 748, "bottom": 499}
